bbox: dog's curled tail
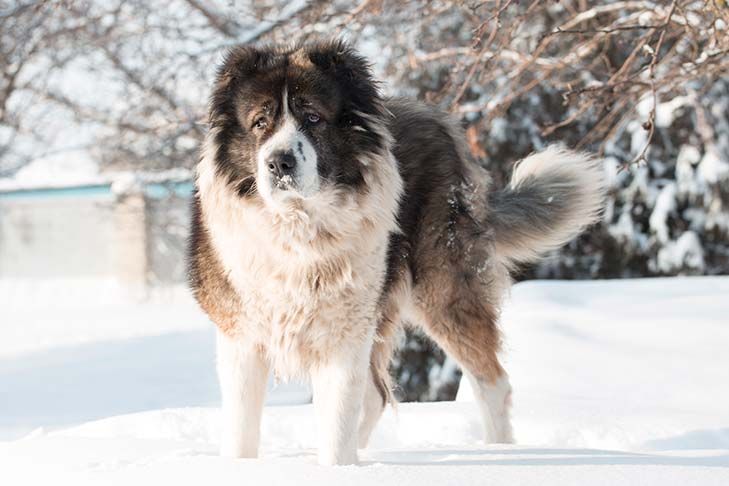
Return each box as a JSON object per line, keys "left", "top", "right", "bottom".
{"left": 488, "top": 145, "right": 607, "bottom": 264}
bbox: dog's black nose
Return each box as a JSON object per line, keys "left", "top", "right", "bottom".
{"left": 266, "top": 150, "right": 297, "bottom": 179}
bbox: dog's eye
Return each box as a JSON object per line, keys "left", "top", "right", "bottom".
{"left": 306, "top": 113, "right": 321, "bottom": 124}
{"left": 253, "top": 118, "right": 267, "bottom": 130}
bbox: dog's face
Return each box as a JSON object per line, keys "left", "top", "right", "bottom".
{"left": 208, "top": 40, "right": 387, "bottom": 210}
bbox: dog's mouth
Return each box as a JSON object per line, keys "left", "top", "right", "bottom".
{"left": 256, "top": 156, "right": 321, "bottom": 205}
{"left": 273, "top": 174, "right": 297, "bottom": 191}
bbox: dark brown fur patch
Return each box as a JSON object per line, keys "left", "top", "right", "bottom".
{"left": 187, "top": 194, "right": 242, "bottom": 336}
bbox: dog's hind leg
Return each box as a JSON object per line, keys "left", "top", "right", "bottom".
{"left": 216, "top": 330, "right": 270, "bottom": 458}
{"left": 357, "top": 366, "right": 387, "bottom": 448}
{"left": 410, "top": 271, "right": 514, "bottom": 443}
{"left": 462, "top": 370, "right": 513, "bottom": 443}
{"left": 417, "top": 302, "right": 514, "bottom": 443}
{"left": 358, "top": 298, "right": 401, "bottom": 448}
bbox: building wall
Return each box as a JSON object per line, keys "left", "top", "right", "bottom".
{"left": 0, "top": 184, "right": 192, "bottom": 286}
{"left": 0, "top": 194, "right": 116, "bottom": 279}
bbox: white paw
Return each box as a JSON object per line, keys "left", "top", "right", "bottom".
{"left": 220, "top": 441, "right": 258, "bottom": 459}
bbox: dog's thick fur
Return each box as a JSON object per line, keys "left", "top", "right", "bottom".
{"left": 188, "top": 40, "right": 607, "bottom": 465}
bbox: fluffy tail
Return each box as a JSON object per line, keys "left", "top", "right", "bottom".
{"left": 489, "top": 145, "right": 607, "bottom": 264}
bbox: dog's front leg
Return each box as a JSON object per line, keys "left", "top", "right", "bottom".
{"left": 311, "top": 336, "right": 372, "bottom": 465}
{"left": 216, "top": 330, "right": 270, "bottom": 458}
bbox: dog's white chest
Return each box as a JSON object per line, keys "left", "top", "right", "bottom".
{"left": 240, "top": 257, "right": 380, "bottom": 377}
{"left": 215, "top": 225, "right": 383, "bottom": 377}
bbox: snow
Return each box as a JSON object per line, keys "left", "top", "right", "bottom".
{"left": 0, "top": 279, "right": 311, "bottom": 440}
{"left": 655, "top": 231, "right": 706, "bottom": 274}
{"left": 675, "top": 144, "right": 702, "bottom": 198}
{"left": 649, "top": 182, "right": 677, "bottom": 243}
{"left": 0, "top": 279, "right": 205, "bottom": 360}
{"left": 698, "top": 147, "right": 729, "bottom": 185}
{"left": 2, "top": 276, "right": 729, "bottom": 484}
{"left": 636, "top": 95, "right": 691, "bottom": 129}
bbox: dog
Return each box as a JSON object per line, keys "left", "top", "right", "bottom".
{"left": 188, "top": 39, "right": 606, "bottom": 465}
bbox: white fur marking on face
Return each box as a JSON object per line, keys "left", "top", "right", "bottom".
{"left": 256, "top": 86, "right": 319, "bottom": 206}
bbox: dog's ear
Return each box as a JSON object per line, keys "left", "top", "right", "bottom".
{"left": 306, "top": 39, "right": 382, "bottom": 117}
{"left": 209, "top": 46, "right": 273, "bottom": 127}
{"left": 306, "top": 40, "right": 360, "bottom": 72}
{"left": 216, "top": 46, "right": 272, "bottom": 89}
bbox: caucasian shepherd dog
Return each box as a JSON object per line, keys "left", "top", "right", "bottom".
{"left": 188, "top": 39, "right": 606, "bottom": 465}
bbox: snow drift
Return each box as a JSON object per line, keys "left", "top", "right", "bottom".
{"left": 1, "top": 276, "right": 728, "bottom": 485}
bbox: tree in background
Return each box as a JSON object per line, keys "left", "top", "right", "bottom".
{"left": 1, "top": 0, "right": 727, "bottom": 400}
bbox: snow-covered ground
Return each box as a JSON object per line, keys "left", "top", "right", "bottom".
{"left": 1, "top": 276, "right": 728, "bottom": 485}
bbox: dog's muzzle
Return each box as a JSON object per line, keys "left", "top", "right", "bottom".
{"left": 266, "top": 150, "right": 297, "bottom": 188}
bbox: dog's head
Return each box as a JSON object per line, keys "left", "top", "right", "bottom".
{"left": 206, "top": 39, "right": 389, "bottom": 212}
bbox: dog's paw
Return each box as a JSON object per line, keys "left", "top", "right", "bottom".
{"left": 317, "top": 449, "right": 358, "bottom": 466}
